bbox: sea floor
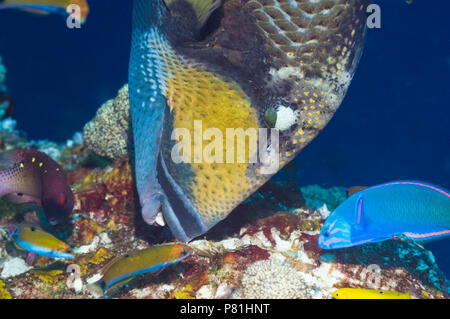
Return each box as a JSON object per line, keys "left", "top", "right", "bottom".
{"left": 0, "top": 120, "right": 448, "bottom": 299}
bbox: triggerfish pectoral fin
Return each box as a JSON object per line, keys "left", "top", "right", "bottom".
{"left": 129, "top": 0, "right": 369, "bottom": 241}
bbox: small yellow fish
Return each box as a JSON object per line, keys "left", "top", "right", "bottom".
{"left": 88, "top": 243, "right": 193, "bottom": 296}
{"left": 332, "top": 288, "right": 411, "bottom": 299}
{"left": 11, "top": 224, "right": 75, "bottom": 259}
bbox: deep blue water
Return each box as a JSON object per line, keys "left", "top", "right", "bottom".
{"left": 0, "top": 2, "right": 449, "bottom": 278}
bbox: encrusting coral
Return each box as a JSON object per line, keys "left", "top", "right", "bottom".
{"left": 83, "top": 85, "right": 131, "bottom": 160}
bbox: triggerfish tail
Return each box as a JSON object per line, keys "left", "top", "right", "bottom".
{"left": 332, "top": 288, "right": 411, "bottom": 299}
{"left": 11, "top": 224, "right": 75, "bottom": 259}
{"left": 129, "top": 0, "right": 369, "bottom": 242}
{"left": 0, "top": 0, "right": 89, "bottom": 23}
{"left": 319, "top": 180, "right": 450, "bottom": 250}
{"left": 0, "top": 149, "right": 74, "bottom": 225}
{"left": 88, "top": 243, "right": 193, "bottom": 295}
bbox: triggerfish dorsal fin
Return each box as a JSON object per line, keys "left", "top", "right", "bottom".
{"left": 164, "top": 0, "right": 221, "bottom": 30}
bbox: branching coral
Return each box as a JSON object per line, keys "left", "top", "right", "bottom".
{"left": 83, "top": 85, "right": 131, "bottom": 160}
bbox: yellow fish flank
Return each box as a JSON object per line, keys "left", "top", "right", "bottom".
{"left": 11, "top": 224, "right": 75, "bottom": 259}
{"left": 88, "top": 243, "right": 193, "bottom": 295}
{"left": 332, "top": 288, "right": 412, "bottom": 299}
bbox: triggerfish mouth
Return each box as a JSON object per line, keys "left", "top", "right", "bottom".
{"left": 11, "top": 224, "right": 75, "bottom": 259}
{"left": 129, "top": 0, "right": 369, "bottom": 241}
{"left": 0, "top": 0, "right": 89, "bottom": 23}
{"left": 0, "top": 149, "right": 74, "bottom": 225}
{"left": 88, "top": 243, "right": 193, "bottom": 295}
{"left": 319, "top": 181, "right": 450, "bottom": 249}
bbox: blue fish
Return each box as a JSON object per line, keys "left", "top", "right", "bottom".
{"left": 318, "top": 181, "right": 450, "bottom": 249}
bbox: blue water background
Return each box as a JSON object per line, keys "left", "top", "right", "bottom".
{"left": 0, "top": 2, "right": 449, "bottom": 277}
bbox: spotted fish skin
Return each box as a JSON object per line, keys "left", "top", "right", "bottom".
{"left": 0, "top": 149, "right": 74, "bottom": 224}
{"left": 129, "top": 0, "right": 368, "bottom": 241}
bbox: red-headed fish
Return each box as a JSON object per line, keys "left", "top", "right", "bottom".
{"left": 0, "top": 149, "right": 74, "bottom": 225}
{"left": 0, "top": 0, "right": 89, "bottom": 23}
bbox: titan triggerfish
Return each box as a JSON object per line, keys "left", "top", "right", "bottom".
{"left": 129, "top": 0, "right": 369, "bottom": 241}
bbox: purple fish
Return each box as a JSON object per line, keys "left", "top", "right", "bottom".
{"left": 0, "top": 149, "right": 74, "bottom": 224}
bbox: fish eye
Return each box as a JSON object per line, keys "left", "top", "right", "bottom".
{"left": 30, "top": 226, "right": 36, "bottom": 232}
{"left": 264, "top": 107, "right": 277, "bottom": 128}
{"left": 379, "top": 291, "right": 384, "bottom": 294}
{"left": 324, "top": 231, "right": 330, "bottom": 237}
{"left": 58, "top": 192, "right": 67, "bottom": 205}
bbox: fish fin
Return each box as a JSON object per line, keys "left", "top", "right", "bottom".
{"left": 0, "top": 151, "right": 16, "bottom": 170}
{"left": 18, "top": 8, "right": 51, "bottom": 16}
{"left": 349, "top": 196, "right": 368, "bottom": 243}
{"left": 13, "top": 241, "right": 24, "bottom": 251}
{"left": 151, "top": 265, "right": 166, "bottom": 276}
{"left": 105, "top": 277, "right": 135, "bottom": 295}
{"left": 393, "top": 234, "right": 426, "bottom": 249}
{"left": 402, "top": 229, "right": 450, "bottom": 243}
{"left": 26, "top": 252, "right": 36, "bottom": 266}
{"left": 164, "top": 0, "right": 221, "bottom": 28}
{"left": 86, "top": 281, "right": 105, "bottom": 297}
{"left": 353, "top": 196, "right": 365, "bottom": 231}
{"left": 347, "top": 186, "right": 367, "bottom": 197}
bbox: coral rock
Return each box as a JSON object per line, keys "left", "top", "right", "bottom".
{"left": 83, "top": 85, "right": 131, "bottom": 160}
